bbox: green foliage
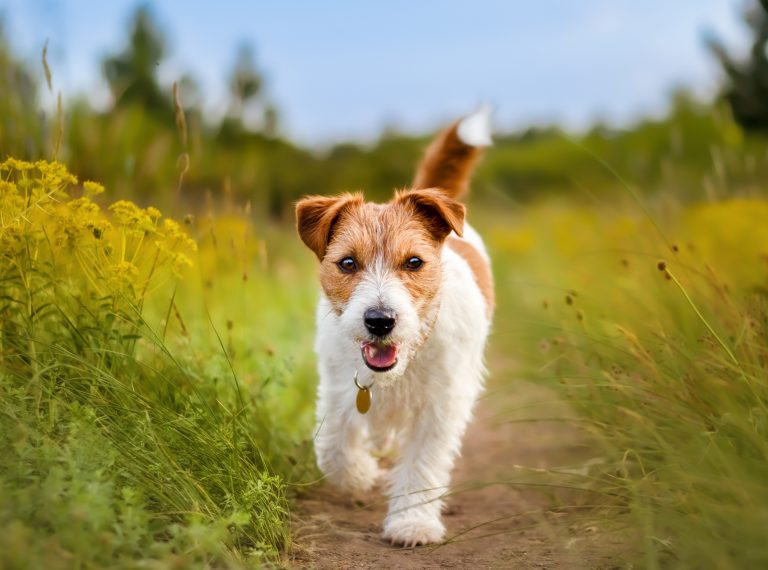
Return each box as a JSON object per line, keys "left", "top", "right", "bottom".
{"left": 226, "top": 43, "right": 278, "bottom": 137}
{"left": 709, "top": 0, "right": 768, "bottom": 131}
{"left": 103, "top": 5, "right": 174, "bottom": 122}
{"left": 47, "top": 83, "right": 768, "bottom": 218}
{"left": 0, "top": 159, "right": 303, "bottom": 568}
{"left": 7, "top": 10, "right": 768, "bottom": 220}
{"left": 0, "top": 25, "right": 45, "bottom": 158}
{"left": 488, "top": 194, "right": 768, "bottom": 569}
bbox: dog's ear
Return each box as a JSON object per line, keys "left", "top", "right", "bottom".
{"left": 295, "top": 193, "right": 362, "bottom": 260}
{"left": 395, "top": 188, "right": 465, "bottom": 242}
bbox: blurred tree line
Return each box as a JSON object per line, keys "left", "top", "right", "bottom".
{"left": 708, "top": 0, "right": 768, "bottom": 131}
{"left": 1, "top": 4, "right": 768, "bottom": 221}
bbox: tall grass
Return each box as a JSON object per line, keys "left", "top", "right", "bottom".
{"left": 0, "top": 159, "right": 316, "bottom": 567}
{"left": 487, "top": 194, "right": 768, "bottom": 568}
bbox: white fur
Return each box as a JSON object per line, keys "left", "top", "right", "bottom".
{"left": 457, "top": 104, "right": 493, "bottom": 147}
{"left": 312, "top": 222, "right": 491, "bottom": 546}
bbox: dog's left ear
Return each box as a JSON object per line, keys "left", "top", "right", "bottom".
{"left": 295, "top": 193, "right": 362, "bottom": 260}
{"left": 396, "top": 188, "right": 465, "bottom": 242}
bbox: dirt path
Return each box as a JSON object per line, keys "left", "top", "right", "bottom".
{"left": 288, "top": 377, "right": 632, "bottom": 569}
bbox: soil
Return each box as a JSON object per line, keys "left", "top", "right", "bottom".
{"left": 288, "top": 374, "right": 635, "bottom": 569}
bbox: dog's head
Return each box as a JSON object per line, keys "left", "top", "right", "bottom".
{"left": 296, "top": 188, "right": 464, "bottom": 378}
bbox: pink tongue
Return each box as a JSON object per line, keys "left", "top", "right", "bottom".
{"left": 363, "top": 342, "right": 398, "bottom": 368}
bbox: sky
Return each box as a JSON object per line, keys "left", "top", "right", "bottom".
{"left": 0, "top": 0, "right": 750, "bottom": 145}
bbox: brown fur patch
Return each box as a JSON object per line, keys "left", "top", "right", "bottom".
{"left": 447, "top": 236, "right": 494, "bottom": 317}
{"left": 412, "top": 120, "right": 483, "bottom": 199}
{"left": 394, "top": 189, "right": 465, "bottom": 242}
{"left": 295, "top": 193, "right": 364, "bottom": 260}
{"left": 317, "top": 198, "right": 448, "bottom": 315}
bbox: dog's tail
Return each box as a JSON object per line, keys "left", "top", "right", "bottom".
{"left": 412, "top": 105, "right": 492, "bottom": 200}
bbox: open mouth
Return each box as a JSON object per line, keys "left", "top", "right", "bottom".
{"left": 360, "top": 341, "right": 399, "bottom": 372}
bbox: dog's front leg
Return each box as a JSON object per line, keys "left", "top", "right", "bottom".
{"left": 314, "top": 386, "right": 383, "bottom": 493}
{"left": 382, "top": 396, "right": 474, "bottom": 546}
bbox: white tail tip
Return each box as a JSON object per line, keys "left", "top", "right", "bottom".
{"left": 457, "top": 104, "right": 493, "bottom": 147}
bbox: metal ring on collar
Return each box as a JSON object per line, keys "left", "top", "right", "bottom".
{"left": 353, "top": 370, "right": 374, "bottom": 390}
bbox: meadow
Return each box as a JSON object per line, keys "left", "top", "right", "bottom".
{"left": 2, "top": 29, "right": 768, "bottom": 569}
{"left": 487, "top": 194, "right": 768, "bottom": 568}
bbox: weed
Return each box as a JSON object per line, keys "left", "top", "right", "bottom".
{"left": 0, "top": 159, "right": 303, "bottom": 567}
{"left": 490, "top": 197, "right": 768, "bottom": 568}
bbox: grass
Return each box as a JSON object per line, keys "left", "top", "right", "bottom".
{"left": 486, "top": 193, "right": 768, "bottom": 568}
{"left": 0, "top": 159, "right": 318, "bottom": 568}
{"left": 2, "top": 115, "right": 768, "bottom": 569}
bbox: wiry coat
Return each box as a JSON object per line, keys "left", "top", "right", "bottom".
{"left": 296, "top": 108, "right": 493, "bottom": 546}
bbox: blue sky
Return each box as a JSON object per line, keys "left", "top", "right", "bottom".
{"left": 0, "top": 0, "right": 749, "bottom": 144}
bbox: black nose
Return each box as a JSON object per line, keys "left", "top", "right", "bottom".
{"left": 364, "top": 308, "right": 396, "bottom": 337}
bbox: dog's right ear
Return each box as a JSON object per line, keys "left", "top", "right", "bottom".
{"left": 295, "top": 193, "right": 362, "bottom": 260}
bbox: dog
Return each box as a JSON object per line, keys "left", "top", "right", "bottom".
{"left": 295, "top": 107, "right": 494, "bottom": 547}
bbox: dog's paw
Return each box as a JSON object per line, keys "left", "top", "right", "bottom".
{"left": 324, "top": 453, "right": 384, "bottom": 494}
{"left": 382, "top": 514, "right": 445, "bottom": 547}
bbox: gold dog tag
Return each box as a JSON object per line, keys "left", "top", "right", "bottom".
{"left": 356, "top": 386, "right": 371, "bottom": 414}
{"left": 353, "top": 371, "right": 373, "bottom": 414}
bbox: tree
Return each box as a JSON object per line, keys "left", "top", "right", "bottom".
{"left": 103, "top": 5, "right": 173, "bottom": 121}
{"left": 220, "top": 43, "right": 279, "bottom": 139}
{"left": 230, "top": 44, "right": 262, "bottom": 118}
{"left": 708, "top": 0, "right": 768, "bottom": 130}
{"left": 0, "top": 22, "right": 44, "bottom": 158}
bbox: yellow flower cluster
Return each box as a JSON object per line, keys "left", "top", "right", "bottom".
{"left": 0, "top": 158, "right": 197, "bottom": 305}
{"left": 110, "top": 200, "right": 160, "bottom": 234}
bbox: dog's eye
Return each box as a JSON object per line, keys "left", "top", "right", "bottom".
{"left": 337, "top": 256, "right": 358, "bottom": 273}
{"left": 403, "top": 256, "right": 423, "bottom": 271}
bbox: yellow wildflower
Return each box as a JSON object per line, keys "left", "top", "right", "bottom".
{"left": 109, "top": 200, "right": 157, "bottom": 235}
{"left": 171, "top": 252, "right": 194, "bottom": 276}
{"left": 146, "top": 206, "right": 162, "bottom": 221}
{"left": 1, "top": 157, "right": 197, "bottom": 307}
{"left": 83, "top": 181, "right": 105, "bottom": 196}
{"left": 107, "top": 260, "right": 140, "bottom": 291}
{"left": 162, "top": 218, "right": 197, "bottom": 252}
{"left": 0, "top": 157, "right": 35, "bottom": 172}
{"left": 35, "top": 160, "right": 78, "bottom": 188}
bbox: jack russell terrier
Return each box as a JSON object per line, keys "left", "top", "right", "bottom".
{"left": 296, "top": 107, "right": 493, "bottom": 547}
